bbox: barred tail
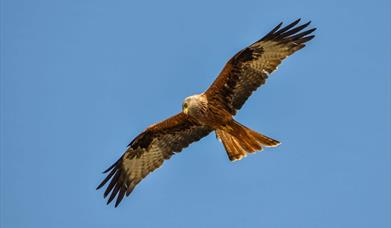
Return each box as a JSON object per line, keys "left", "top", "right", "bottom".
{"left": 216, "top": 120, "right": 280, "bottom": 161}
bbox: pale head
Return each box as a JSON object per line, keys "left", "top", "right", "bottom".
{"left": 182, "top": 94, "right": 207, "bottom": 116}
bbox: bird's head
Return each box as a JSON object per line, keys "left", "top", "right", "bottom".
{"left": 182, "top": 96, "right": 192, "bottom": 115}
{"left": 182, "top": 94, "right": 204, "bottom": 115}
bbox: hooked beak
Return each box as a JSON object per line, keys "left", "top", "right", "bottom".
{"left": 183, "top": 107, "right": 188, "bottom": 115}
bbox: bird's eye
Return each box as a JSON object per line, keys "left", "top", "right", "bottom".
{"left": 183, "top": 103, "right": 188, "bottom": 109}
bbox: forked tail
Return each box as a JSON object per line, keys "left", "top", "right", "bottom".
{"left": 216, "top": 120, "right": 280, "bottom": 161}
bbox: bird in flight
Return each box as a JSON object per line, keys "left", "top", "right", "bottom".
{"left": 97, "top": 19, "right": 316, "bottom": 207}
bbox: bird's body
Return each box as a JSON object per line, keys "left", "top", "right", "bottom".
{"left": 183, "top": 93, "right": 231, "bottom": 127}
{"left": 97, "top": 19, "right": 316, "bottom": 207}
{"left": 182, "top": 93, "right": 280, "bottom": 158}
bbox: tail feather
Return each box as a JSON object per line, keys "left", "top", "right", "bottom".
{"left": 216, "top": 130, "right": 247, "bottom": 161}
{"left": 231, "top": 137, "right": 248, "bottom": 159}
{"left": 216, "top": 120, "right": 280, "bottom": 161}
{"left": 248, "top": 129, "right": 280, "bottom": 147}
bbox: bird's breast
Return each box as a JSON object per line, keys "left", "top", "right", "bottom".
{"left": 188, "top": 100, "right": 231, "bottom": 128}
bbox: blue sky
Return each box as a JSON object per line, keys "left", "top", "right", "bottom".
{"left": 1, "top": 0, "right": 390, "bottom": 227}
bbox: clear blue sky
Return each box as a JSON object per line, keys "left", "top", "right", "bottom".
{"left": 1, "top": 0, "right": 390, "bottom": 227}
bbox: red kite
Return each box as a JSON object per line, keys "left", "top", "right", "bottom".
{"left": 97, "top": 19, "right": 316, "bottom": 207}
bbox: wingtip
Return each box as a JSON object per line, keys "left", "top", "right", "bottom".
{"left": 274, "top": 21, "right": 284, "bottom": 31}
{"left": 291, "top": 18, "right": 302, "bottom": 26}
{"left": 107, "top": 195, "right": 115, "bottom": 205}
{"left": 96, "top": 184, "right": 103, "bottom": 190}
{"left": 103, "top": 164, "right": 115, "bottom": 174}
{"left": 115, "top": 200, "right": 121, "bottom": 208}
{"left": 103, "top": 191, "right": 109, "bottom": 198}
{"left": 114, "top": 200, "right": 120, "bottom": 207}
{"left": 302, "top": 20, "right": 311, "bottom": 27}
{"left": 103, "top": 157, "right": 122, "bottom": 173}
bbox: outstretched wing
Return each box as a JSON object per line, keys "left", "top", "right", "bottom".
{"left": 97, "top": 113, "right": 212, "bottom": 207}
{"left": 205, "top": 19, "right": 316, "bottom": 115}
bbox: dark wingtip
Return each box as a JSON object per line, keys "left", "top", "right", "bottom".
{"left": 301, "top": 20, "right": 311, "bottom": 28}
{"left": 258, "top": 21, "right": 283, "bottom": 42}
{"left": 107, "top": 189, "right": 118, "bottom": 205}
{"left": 103, "top": 159, "right": 120, "bottom": 173}
{"left": 114, "top": 199, "right": 123, "bottom": 207}
{"left": 258, "top": 19, "right": 316, "bottom": 44}
{"left": 300, "top": 35, "right": 315, "bottom": 43}
{"left": 103, "top": 167, "right": 112, "bottom": 174}
{"left": 290, "top": 18, "right": 302, "bottom": 27}
{"left": 96, "top": 183, "right": 104, "bottom": 190}
{"left": 97, "top": 165, "right": 119, "bottom": 191}
{"left": 114, "top": 188, "right": 126, "bottom": 207}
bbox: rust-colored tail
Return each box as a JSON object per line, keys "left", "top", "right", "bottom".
{"left": 216, "top": 120, "right": 280, "bottom": 161}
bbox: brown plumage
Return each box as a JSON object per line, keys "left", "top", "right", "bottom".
{"left": 97, "top": 19, "right": 316, "bottom": 207}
